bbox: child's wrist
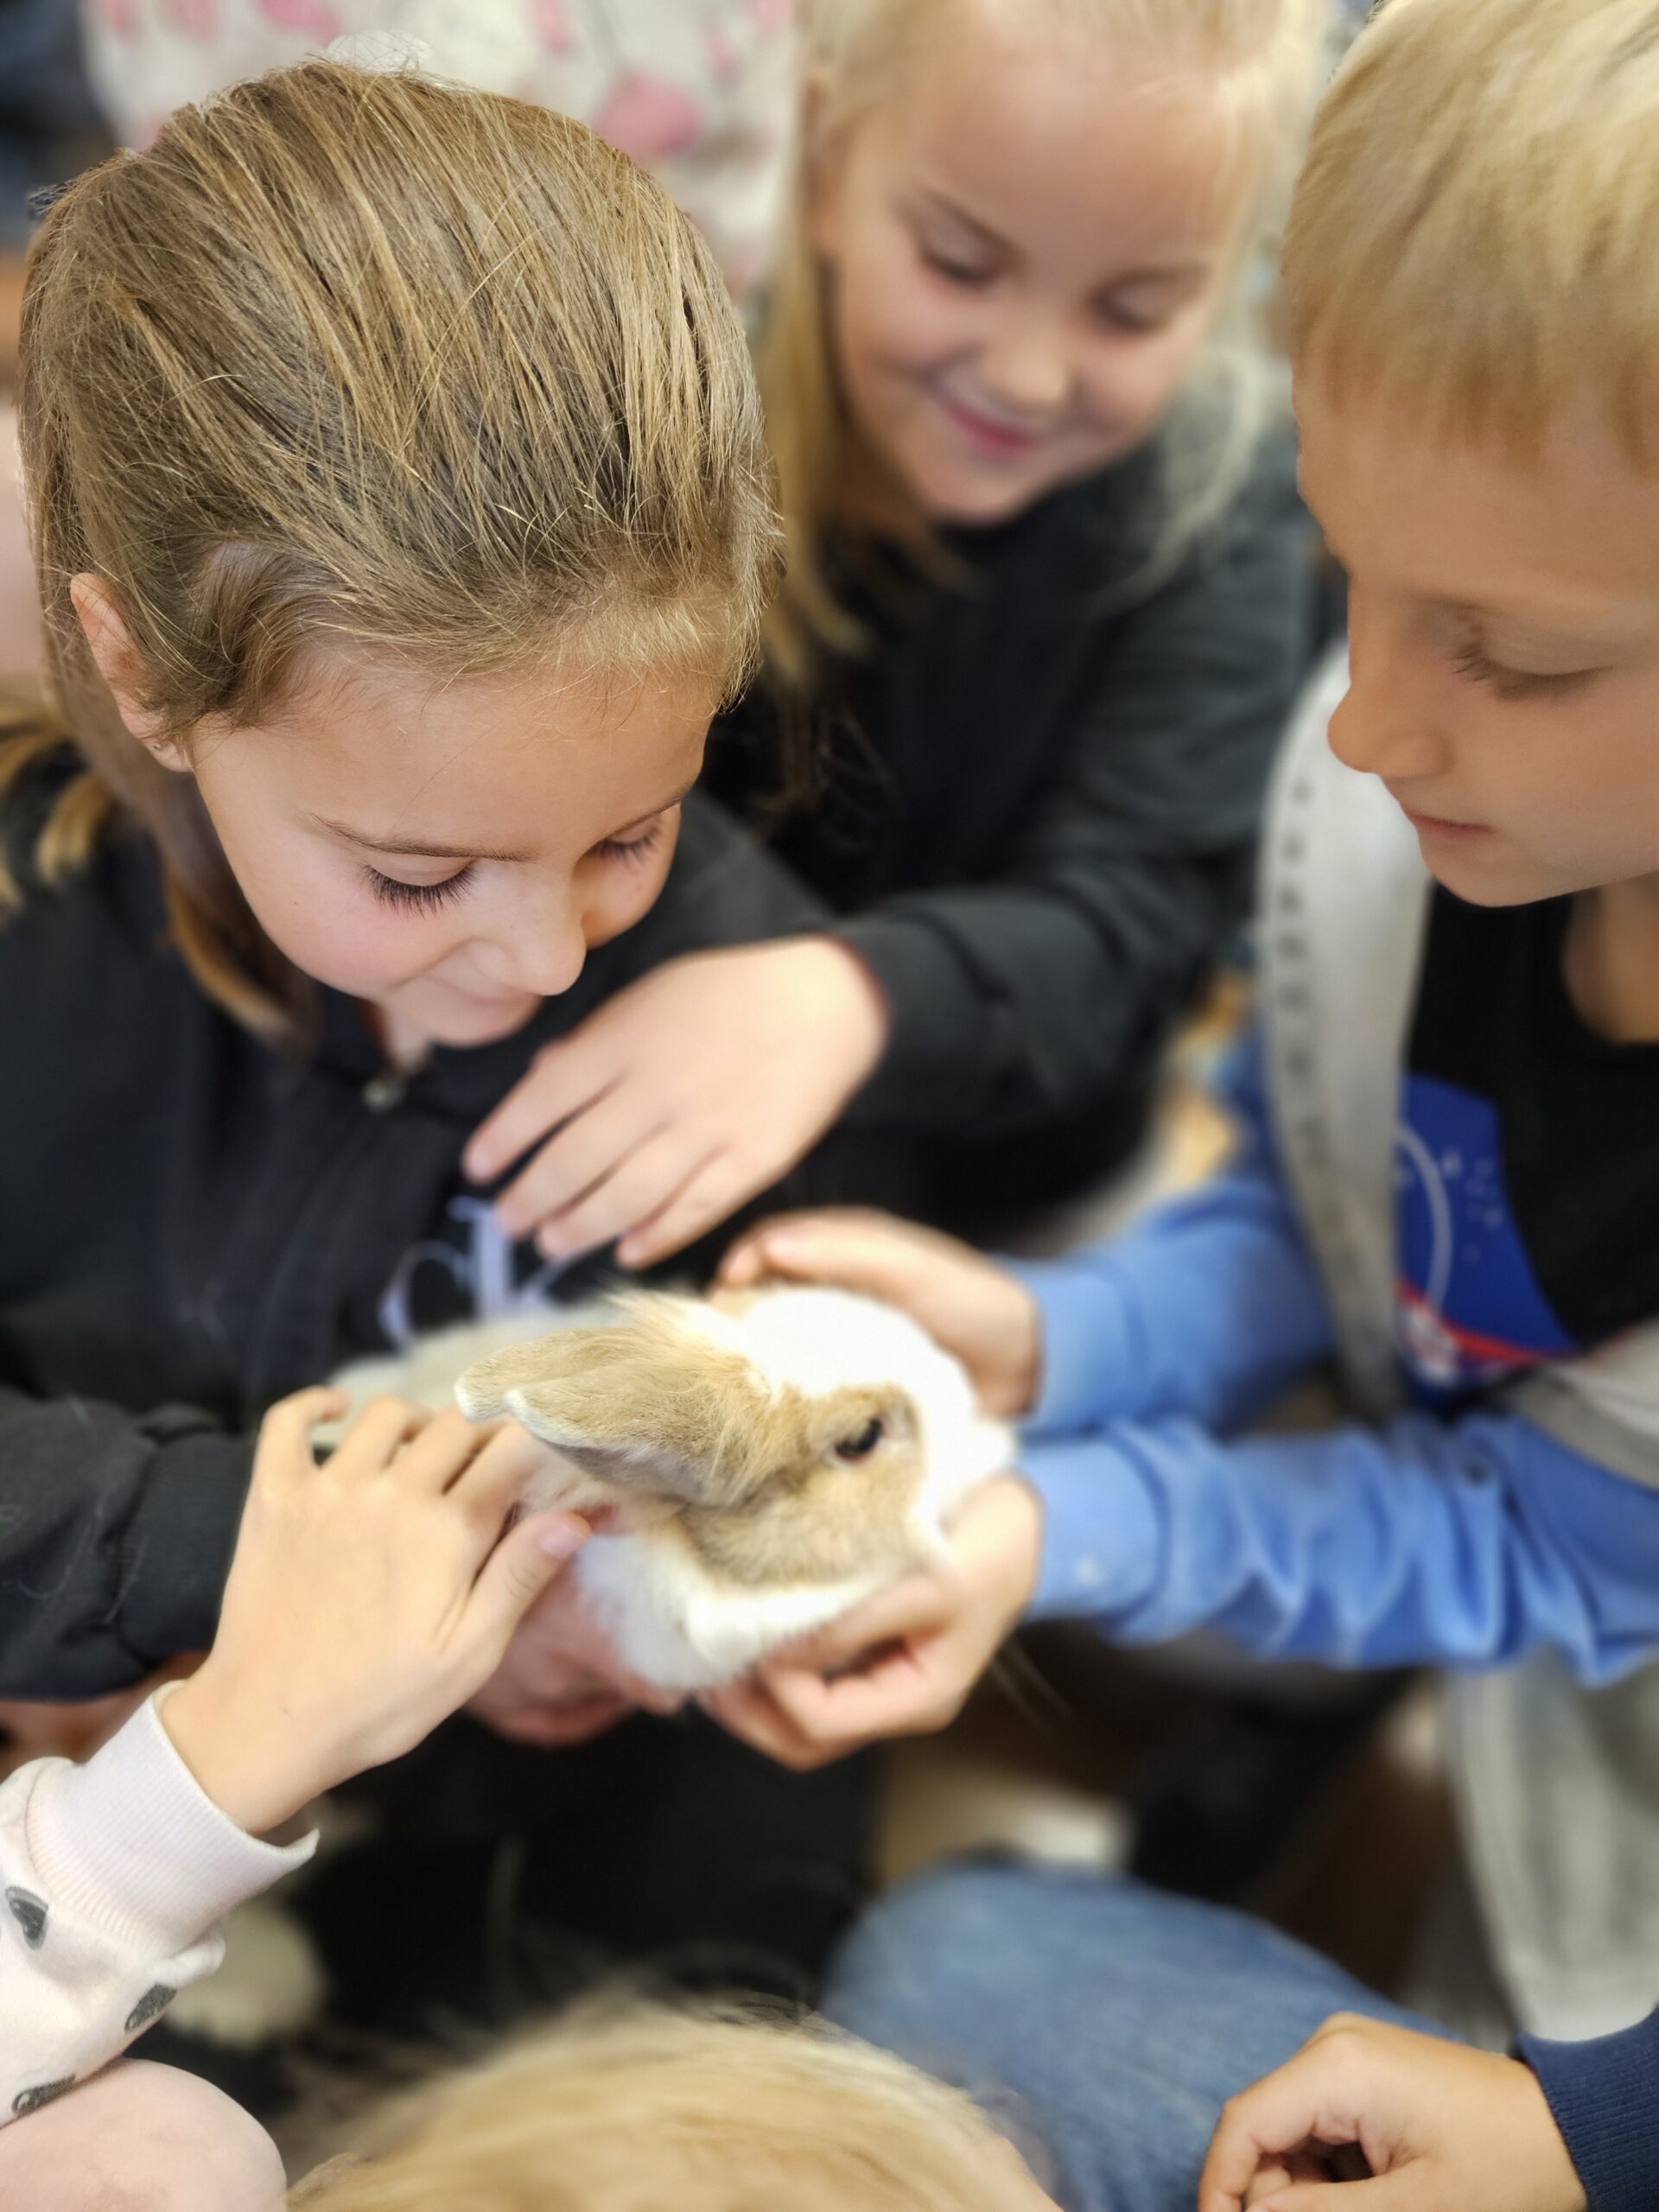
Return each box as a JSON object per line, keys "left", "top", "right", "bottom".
{"left": 808, "top": 936, "right": 892, "bottom": 1076}
{"left": 161, "top": 1669, "right": 323, "bottom": 1839}
{"left": 983, "top": 1280, "right": 1042, "bottom": 1419}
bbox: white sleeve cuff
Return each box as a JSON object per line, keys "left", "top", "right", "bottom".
{"left": 21, "top": 1691, "right": 316, "bottom": 1959}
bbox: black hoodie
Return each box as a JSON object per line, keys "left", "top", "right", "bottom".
{"left": 708, "top": 427, "right": 1313, "bottom": 1206}
{"left": 0, "top": 767, "right": 823, "bottom": 1696}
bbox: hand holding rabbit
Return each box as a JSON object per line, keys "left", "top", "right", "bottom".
{"left": 721, "top": 1207, "right": 1044, "bottom": 1419}
{"left": 701, "top": 1475, "right": 1042, "bottom": 1769}
{"left": 465, "top": 940, "right": 889, "bottom": 1269}
{"left": 457, "top": 1282, "right": 1017, "bottom": 1693}
{"left": 162, "top": 1395, "right": 591, "bottom": 1834}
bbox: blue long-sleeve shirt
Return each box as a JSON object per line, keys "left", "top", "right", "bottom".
{"left": 1014, "top": 1040, "right": 1659, "bottom": 1683}
{"left": 1522, "top": 2009, "right": 1659, "bottom": 2212}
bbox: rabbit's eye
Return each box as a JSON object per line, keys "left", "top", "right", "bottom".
{"left": 834, "top": 1417, "right": 886, "bottom": 1463}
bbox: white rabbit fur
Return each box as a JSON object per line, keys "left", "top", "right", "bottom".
{"left": 330, "top": 1288, "right": 1013, "bottom": 1691}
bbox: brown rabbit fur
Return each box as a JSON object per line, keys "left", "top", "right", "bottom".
{"left": 456, "top": 1285, "right": 1013, "bottom": 1688}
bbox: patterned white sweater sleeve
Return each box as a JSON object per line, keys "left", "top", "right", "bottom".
{"left": 0, "top": 1693, "right": 315, "bottom": 2123}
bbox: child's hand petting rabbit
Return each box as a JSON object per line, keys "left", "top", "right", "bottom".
{"left": 720, "top": 1207, "right": 1044, "bottom": 1420}
{"left": 464, "top": 940, "right": 889, "bottom": 1270}
{"left": 455, "top": 1283, "right": 1020, "bottom": 1697}
{"left": 162, "top": 1393, "right": 592, "bottom": 1836}
{"left": 701, "top": 1474, "right": 1043, "bottom": 1770}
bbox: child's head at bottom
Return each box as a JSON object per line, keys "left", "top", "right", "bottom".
{"left": 1283, "top": 0, "right": 1659, "bottom": 923}
{"left": 289, "top": 2003, "right": 1053, "bottom": 2212}
{"left": 13, "top": 60, "right": 779, "bottom": 1053}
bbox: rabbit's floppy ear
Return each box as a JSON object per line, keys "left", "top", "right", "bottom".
{"left": 458, "top": 1294, "right": 784, "bottom": 1510}
{"left": 454, "top": 1331, "right": 577, "bottom": 1418}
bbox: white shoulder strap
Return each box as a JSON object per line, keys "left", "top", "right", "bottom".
{"left": 1259, "top": 647, "right": 1430, "bottom": 1415}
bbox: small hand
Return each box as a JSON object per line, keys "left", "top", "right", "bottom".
{"left": 163, "top": 1393, "right": 590, "bottom": 1834}
{"left": 702, "top": 1477, "right": 1043, "bottom": 1770}
{"left": 464, "top": 939, "right": 890, "bottom": 1270}
{"left": 719, "top": 1207, "right": 1042, "bottom": 1419}
{"left": 1199, "top": 2013, "right": 1588, "bottom": 2212}
{"left": 466, "top": 1567, "right": 687, "bottom": 1747}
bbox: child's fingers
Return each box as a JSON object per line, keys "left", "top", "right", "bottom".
{"left": 447, "top": 1420, "right": 563, "bottom": 1521}
{"left": 464, "top": 1039, "right": 608, "bottom": 1185}
{"left": 329, "top": 1395, "right": 429, "bottom": 1474}
{"left": 716, "top": 1209, "right": 904, "bottom": 1290}
{"left": 466, "top": 1510, "right": 590, "bottom": 1651}
{"left": 390, "top": 1407, "right": 503, "bottom": 1494}
{"left": 715, "top": 1234, "right": 771, "bottom": 1288}
{"left": 1243, "top": 2165, "right": 1298, "bottom": 2207}
{"left": 700, "top": 1679, "right": 827, "bottom": 1770}
{"left": 493, "top": 1084, "right": 659, "bottom": 1243}
{"left": 1199, "top": 2045, "right": 1368, "bottom": 2212}
{"left": 1200, "top": 2070, "right": 1319, "bottom": 2210}
{"left": 716, "top": 1211, "right": 832, "bottom": 1287}
{"left": 773, "top": 1573, "right": 953, "bottom": 1673}
{"left": 253, "top": 1387, "right": 350, "bottom": 1486}
{"left": 534, "top": 1126, "right": 709, "bottom": 1262}
{"left": 762, "top": 1643, "right": 945, "bottom": 1747}
{"left": 1249, "top": 2181, "right": 1408, "bottom": 2212}
{"left": 614, "top": 1153, "right": 753, "bottom": 1268}
{"left": 709, "top": 1647, "right": 944, "bottom": 1768}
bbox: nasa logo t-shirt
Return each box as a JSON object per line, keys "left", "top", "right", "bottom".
{"left": 1395, "top": 888, "right": 1659, "bottom": 1399}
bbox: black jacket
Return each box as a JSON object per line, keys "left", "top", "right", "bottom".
{"left": 709, "top": 429, "right": 1313, "bottom": 1169}
{"left": 0, "top": 773, "right": 820, "bottom": 1696}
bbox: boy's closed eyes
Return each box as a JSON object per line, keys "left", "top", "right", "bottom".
{"left": 1295, "top": 382, "right": 1659, "bottom": 927}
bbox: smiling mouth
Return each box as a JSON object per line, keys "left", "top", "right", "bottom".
{"left": 932, "top": 385, "right": 1049, "bottom": 458}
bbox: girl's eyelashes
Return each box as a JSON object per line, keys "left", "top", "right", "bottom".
{"left": 593, "top": 821, "right": 668, "bottom": 867}
{"left": 364, "top": 863, "right": 475, "bottom": 913}
{"left": 1093, "top": 297, "right": 1159, "bottom": 335}
{"left": 917, "top": 237, "right": 997, "bottom": 288}
{"left": 915, "top": 235, "right": 1170, "bottom": 326}
{"left": 360, "top": 819, "right": 667, "bottom": 913}
{"left": 1450, "top": 643, "right": 1599, "bottom": 702}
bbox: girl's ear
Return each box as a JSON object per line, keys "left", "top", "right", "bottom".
{"left": 69, "top": 573, "right": 191, "bottom": 772}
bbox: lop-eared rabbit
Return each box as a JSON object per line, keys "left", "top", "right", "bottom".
{"left": 175, "top": 1285, "right": 1007, "bottom": 2050}
{"left": 453, "top": 1287, "right": 1014, "bottom": 1689}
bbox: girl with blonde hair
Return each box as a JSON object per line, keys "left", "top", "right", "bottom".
{"left": 285, "top": 2004, "right": 1054, "bottom": 2212}
{"left": 463, "top": 0, "right": 1330, "bottom": 1263}
{"left": 721, "top": 5, "right": 1659, "bottom": 2183}
{"left": 0, "top": 50, "right": 865, "bottom": 2038}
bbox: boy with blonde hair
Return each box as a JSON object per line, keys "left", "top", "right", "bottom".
{"left": 724, "top": 0, "right": 1659, "bottom": 2066}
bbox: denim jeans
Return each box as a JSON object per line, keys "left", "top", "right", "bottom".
{"left": 823, "top": 1862, "right": 1441, "bottom": 2212}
